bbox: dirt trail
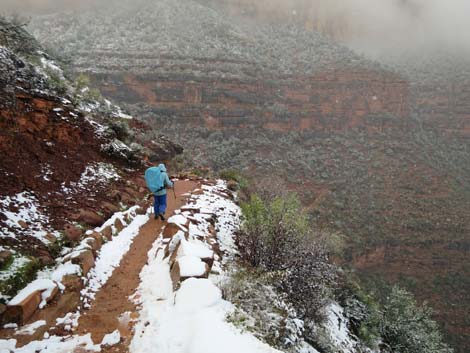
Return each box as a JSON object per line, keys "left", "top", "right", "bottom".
{"left": 75, "top": 180, "right": 198, "bottom": 349}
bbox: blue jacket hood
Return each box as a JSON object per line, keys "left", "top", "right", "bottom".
{"left": 158, "top": 163, "right": 167, "bottom": 172}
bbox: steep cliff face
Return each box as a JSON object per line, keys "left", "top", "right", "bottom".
{"left": 92, "top": 70, "right": 408, "bottom": 132}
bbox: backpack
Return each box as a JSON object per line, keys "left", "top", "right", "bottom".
{"left": 144, "top": 167, "right": 165, "bottom": 194}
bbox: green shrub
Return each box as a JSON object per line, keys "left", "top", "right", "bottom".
{"left": 0, "top": 257, "right": 42, "bottom": 302}
{"left": 239, "top": 194, "right": 337, "bottom": 320}
{"left": 359, "top": 286, "right": 453, "bottom": 353}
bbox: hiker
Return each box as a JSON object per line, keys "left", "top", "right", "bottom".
{"left": 154, "top": 163, "right": 173, "bottom": 221}
{"left": 145, "top": 163, "right": 173, "bottom": 221}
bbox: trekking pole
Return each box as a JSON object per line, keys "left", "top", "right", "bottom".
{"left": 172, "top": 180, "right": 177, "bottom": 199}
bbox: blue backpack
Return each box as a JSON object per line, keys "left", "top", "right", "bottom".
{"left": 144, "top": 167, "right": 165, "bottom": 194}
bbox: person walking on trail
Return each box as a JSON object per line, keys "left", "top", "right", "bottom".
{"left": 145, "top": 163, "right": 174, "bottom": 221}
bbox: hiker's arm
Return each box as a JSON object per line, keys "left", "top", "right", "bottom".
{"left": 165, "top": 174, "right": 173, "bottom": 188}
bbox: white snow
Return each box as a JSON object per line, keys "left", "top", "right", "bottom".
{"left": 81, "top": 213, "right": 149, "bottom": 304}
{"left": 323, "top": 303, "right": 358, "bottom": 353}
{"left": 188, "top": 222, "right": 205, "bottom": 237}
{"left": 0, "top": 192, "right": 58, "bottom": 244}
{"left": 8, "top": 333, "right": 101, "bottom": 353}
{"left": 101, "top": 330, "right": 121, "bottom": 346}
{"left": 16, "top": 320, "right": 46, "bottom": 335}
{"left": 60, "top": 162, "right": 120, "bottom": 195}
{"left": 56, "top": 311, "right": 80, "bottom": 331}
{"left": 51, "top": 262, "right": 81, "bottom": 283}
{"left": 178, "top": 256, "right": 207, "bottom": 277}
{"left": 179, "top": 238, "right": 213, "bottom": 259}
{"left": 8, "top": 279, "right": 57, "bottom": 308}
{"left": 77, "top": 163, "right": 120, "bottom": 189}
{"left": 167, "top": 214, "right": 187, "bottom": 226}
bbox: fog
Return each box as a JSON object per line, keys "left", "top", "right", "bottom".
{"left": 2, "top": 0, "right": 470, "bottom": 58}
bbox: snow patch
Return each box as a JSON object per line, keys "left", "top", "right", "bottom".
{"left": 16, "top": 320, "right": 46, "bottom": 336}
{"left": 0, "top": 191, "right": 58, "bottom": 244}
{"left": 101, "top": 330, "right": 121, "bottom": 346}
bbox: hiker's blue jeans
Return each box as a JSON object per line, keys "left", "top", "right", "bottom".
{"left": 153, "top": 194, "right": 167, "bottom": 215}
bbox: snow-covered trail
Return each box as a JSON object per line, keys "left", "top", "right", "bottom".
{"left": 0, "top": 180, "right": 198, "bottom": 352}
{"left": 74, "top": 180, "right": 198, "bottom": 345}
{"left": 129, "top": 181, "right": 283, "bottom": 353}
{"left": 1, "top": 180, "right": 288, "bottom": 353}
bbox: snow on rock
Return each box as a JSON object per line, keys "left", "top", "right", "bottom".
{"left": 175, "top": 278, "right": 221, "bottom": 312}
{"left": 56, "top": 311, "right": 80, "bottom": 331}
{"left": 101, "top": 329, "right": 121, "bottom": 346}
{"left": 179, "top": 238, "right": 213, "bottom": 259}
{"left": 16, "top": 320, "right": 46, "bottom": 335}
{"left": 51, "top": 262, "right": 81, "bottom": 284}
{"left": 8, "top": 279, "right": 57, "bottom": 308}
{"left": 188, "top": 222, "right": 205, "bottom": 238}
{"left": 167, "top": 214, "right": 187, "bottom": 226}
{"left": 178, "top": 256, "right": 207, "bottom": 277}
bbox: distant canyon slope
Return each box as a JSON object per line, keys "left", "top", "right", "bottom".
{"left": 23, "top": 0, "right": 470, "bottom": 351}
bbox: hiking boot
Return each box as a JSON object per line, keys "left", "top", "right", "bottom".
{"left": 154, "top": 214, "right": 159, "bottom": 220}
{"left": 159, "top": 214, "right": 166, "bottom": 221}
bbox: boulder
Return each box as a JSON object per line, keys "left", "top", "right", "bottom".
{"left": 4, "top": 291, "right": 41, "bottom": 325}
{"left": 0, "top": 250, "right": 12, "bottom": 268}
{"left": 18, "top": 220, "right": 29, "bottom": 229}
{"left": 168, "top": 242, "right": 181, "bottom": 268}
{"left": 44, "top": 232, "right": 57, "bottom": 242}
{"left": 83, "top": 237, "right": 101, "bottom": 255}
{"left": 135, "top": 206, "right": 146, "bottom": 215}
{"left": 70, "top": 250, "right": 95, "bottom": 276}
{"left": 114, "top": 218, "right": 125, "bottom": 234}
{"left": 109, "top": 190, "right": 122, "bottom": 202}
{"left": 36, "top": 249, "right": 54, "bottom": 266}
{"left": 162, "top": 223, "right": 181, "bottom": 239}
{"left": 61, "top": 274, "right": 83, "bottom": 291}
{"left": 101, "top": 201, "right": 119, "bottom": 216}
{"left": 0, "top": 303, "right": 6, "bottom": 325}
{"left": 64, "top": 224, "right": 82, "bottom": 242}
{"left": 88, "top": 232, "right": 104, "bottom": 250}
{"left": 77, "top": 210, "right": 104, "bottom": 227}
{"left": 42, "top": 285, "right": 59, "bottom": 305}
{"left": 170, "top": 262, "right": 181, "bottom": 290}
{"left": 121, "top": 193, "right": 136, "bottom": 206}
{"left": 226, "top": 180, "right": 239, "bottom": 191}
{"left": 101, "top": 226, "right": 113, "bottom": 241}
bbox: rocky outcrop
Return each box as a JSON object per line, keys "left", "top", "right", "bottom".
{"left": 92, "top": 70, "right": 409, "bottom": 132}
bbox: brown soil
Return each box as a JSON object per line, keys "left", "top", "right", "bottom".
{"left": 76, "top": 179, "right": 198, "bottom": 351}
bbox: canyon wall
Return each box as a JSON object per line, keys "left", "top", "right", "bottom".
{"left": 91, "top": 69, "right": 409, "bottom": 132}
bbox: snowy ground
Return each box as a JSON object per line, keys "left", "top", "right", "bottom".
{"left": 0, "top": 191, "right": 59, "bottom": 244}
{"left": 130, "top": 180, "right": 283, "bottom": 353}
{"left": 0, "top": 205, "right": 150, "bottom": 352}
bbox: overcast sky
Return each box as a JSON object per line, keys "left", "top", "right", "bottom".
{"left": 2, "top": 0, "right": 469, "bottom": 58}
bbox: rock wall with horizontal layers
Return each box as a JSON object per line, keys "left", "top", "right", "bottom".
{"left": 91, "top": 69, "right": 409, "bottom": 132}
